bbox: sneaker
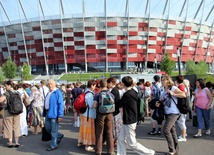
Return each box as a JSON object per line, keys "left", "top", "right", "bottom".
{"left": 178, "top": 133, "right": 187, "bottom": 139}
{"left": 148, "top": 131, "right": 156, "bottom": 135}
{"left": 150, "top": 150, "right": 155, "bottom": 155}
{"left": 178, "top": 137, "right": 187, "bottom": 142}
{"left": 157, "top": 130, "right": 161, "bottom": 135}
{"left": 193, "top": 133, "right": 202, "bottom": 138}
{"left": 205, "top": 130, "right": 211, "bottom": 135}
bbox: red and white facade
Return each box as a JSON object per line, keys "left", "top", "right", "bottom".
{"left": 0, "top": 16, "right": 213, "bottom": 73}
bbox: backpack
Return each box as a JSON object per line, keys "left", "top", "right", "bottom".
{"left": 98, "top": 91, "right": 115, "bottom": 114}
{"left": 170, "top": 87, "right": 190, "bottom": 114}
{"left": 73, "top": 91, "right": 91, "bottom": 114}
{"left": 7, "top": 91, "right": 23, "bottom": 115}
{"left": 137, "top": 97, "right": 146, "bottom": 122}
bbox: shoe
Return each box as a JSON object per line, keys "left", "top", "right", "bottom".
{"left": 148, "top": 131, "right": 156, "bottom": 135}
{"left": 47, "top": 146, "right": 58, "bottom": 151}
{"left": 7, "top": 143, "right": 14, "bottom": 148}
{"left": 15, "top": 144, "right": 21, "bottom": 148}
{"left": 107, "top": 152, "right": 116, "bottom": 155}
{"left": 178, "top": 137, "right": 187, "bottom": 142}
{"left": 205, "top": 130, "right": 211, "bottom": 135}
{"left": 85, "top": 146, "right": 95, "bottom": 152}
{"left": 165, "top": 152, "right": 175, "bottom": 155}
{"left": 178, "top": 133, "right": 187, "bottom": 139}
{"left": 95, "top": 153, "right": 102, "bottom": 155}
{"left": 57, "top": 134, "right": 64, "bottom": 144}
{"left": 193, "top": 133, "right": 202, "bottom": 138}
{"left": 77, "top": 143, "right": 83, "bottom": 147}
{"left": 150, "top": 150, "right": 155, "bottom": 155}
{"left": 157, "top": 130, "right": 161, "bottom": 135}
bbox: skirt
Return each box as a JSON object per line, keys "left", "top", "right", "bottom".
{"left": 32, "top": 106, "right": 44, "bottom": 127}
{"left": 78, "top": 115, "right": 95, "bottom": 146}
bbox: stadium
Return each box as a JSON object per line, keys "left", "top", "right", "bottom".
{"left": 0, "top": 0, "right": 213, "bottom": 74}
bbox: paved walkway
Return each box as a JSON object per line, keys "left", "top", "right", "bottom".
{"left": 0, "top": 108, "right": 214, "bottom": 155}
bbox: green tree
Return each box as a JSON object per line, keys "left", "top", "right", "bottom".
{"left": 159, "top": 53, "right": 176, "bottom": 75}
{"left": 21, "top": 63, "right": 32, "bottom": 80}
{"left": 0, "top": 67, "right": 6, "bottom": 84}
{"left": 2, "top": 57, "right": 17, "bottom": 79}
{"left": 186, "top": 60, "right": 208, "bottom": 75}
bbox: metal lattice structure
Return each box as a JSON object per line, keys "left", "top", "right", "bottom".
{"left": 0, "top": 0, "right": 213, "bottom": 74}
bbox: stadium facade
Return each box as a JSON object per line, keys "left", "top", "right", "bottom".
{"left": 0, "top": 0, "right": 213, "bottom": 74}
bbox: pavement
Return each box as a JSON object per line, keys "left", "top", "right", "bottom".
{"left": 0, "top": 107, "right": 214, "bottom": 155}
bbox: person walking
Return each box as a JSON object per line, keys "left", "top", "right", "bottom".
{"left": 29, "top": 86, "right": 44, "bottom": 135}
{"left": 43, "top": 79, "right": 64, "bottom": 151}
{"left": 0, "top": 80, "right": 21, "bottom": 148}
{"left": 77, "top": 80, "right": 97, "bottom": 152}
{"left": 117, "top": 76, "right": 155, "bottom": 155}
{"left": 148, "top": 75, "right": 162, "bottom": 135}
{"left": 193, "top": 79, "right": 213, "bottom": 138}
{"left": 94, "top": 79, "right": 115, "bottom": 155}
{"left": 157, "top": 75, "right": 185, "bottom": 155}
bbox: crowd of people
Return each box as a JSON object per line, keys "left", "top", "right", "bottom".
{"left": 0, "top": 74, "right": 213, "bottom": 155}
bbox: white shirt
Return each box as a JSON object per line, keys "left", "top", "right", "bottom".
{"left": 44, "top": 88, "right": 57, "bottom": 110}
{"left": 39, "top": 85, "right": 49, "bottom": 98}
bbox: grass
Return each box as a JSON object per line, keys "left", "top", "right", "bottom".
{"left": 60, "top": 71, "right": 214, "bottom": 83}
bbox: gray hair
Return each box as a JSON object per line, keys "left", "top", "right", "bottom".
{"left": 31, "top": 86, "right": 38, "bottom": 91}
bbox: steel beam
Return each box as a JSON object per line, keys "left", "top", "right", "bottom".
{"left": 37, "top": 0, "right": 48, "bottom": 75}
{"left": 205, "top": 19, "right": 214, "bottom": 62}
{"left": 179, "top": 0, "right": 187, "bottom": 17}
{"left": 18, "top": 0, "right": 28, "bottom": 22}
{"left": 162, "top": 0, "right": 169, "bottom": 16}
{"left": 38, "top": 0, "right": 45, "bottom": 20}
{"left": 125, "top": 0, "right": 129, "bottom": 72}
{"left": 193, "top": 0, "right": 204, "bottom": 20}
{"left": 0, "top": 10, "right": 11, "bottom": 59}
{"left": 194, "top": 0, "right": 205, "bottom": 62}
{"left": 205, "top": 5, "right": 213, "bottom": 22}
{"left": 105, "top": 0, "right": 108, "bottom": 72}
{"left": 59, "top": 0, "right": 67, "bottom": 73}
{"left": 180, "top": 0, "right": 189, "bottom": 61}
{"left": 0, "top": 1, "right": 11, "bottom": 24}
{"left": 82, "top": 0, "right": 87, "bottom": 73}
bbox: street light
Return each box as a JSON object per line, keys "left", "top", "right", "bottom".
{"left": 177, "top": 48, "right": 181, "bottom": 75}
{"left": 79, "top": 70, "right": 82, "bottom": 82}
{"left": 21, "top": 67, "right": 23, "bottom": 82}
{"left": 154, "top": 57, "right": 157, "bottom": 73}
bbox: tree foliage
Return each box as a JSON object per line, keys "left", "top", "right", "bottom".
{"left": 2, "top": 57, "right": 17, "bottom": 79}
{"left": 186, "top": 60, "right": 208, "bottom": 75}
{"left": 0, "top": 67, "right": 6, "bottom": 84}
{"left": 159, "top": 53, "right": 176, "bottom": 75}
{"left": 22, "top": 63, "right": 32, "bottom": 80}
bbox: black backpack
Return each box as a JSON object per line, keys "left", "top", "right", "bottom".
{"left": 170, "top": 88, "right": 190, "bottom": 114}
{"left": 7, "top": 91, "right": 23, "bottom": 115}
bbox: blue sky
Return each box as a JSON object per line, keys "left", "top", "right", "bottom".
{"left": 0, "top": 0, "right": 213, "bottom": 25}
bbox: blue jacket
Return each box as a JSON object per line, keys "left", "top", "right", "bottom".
{"left": 47, "top": 89, "right": 64, "bottom": 119}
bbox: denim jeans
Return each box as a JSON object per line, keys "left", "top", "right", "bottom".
{"left": 195, "top": 106, "right": 211, "bottom": 129}
{"left": 45, "top": 116, "right": 63, "bottom": 148}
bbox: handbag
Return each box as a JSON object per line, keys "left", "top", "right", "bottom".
{"left": 23, "top": 97, "right": 31, "bottom": 106}
{"left": 193, "top": 115, "right": 198, "bottom": 127}
{"left": 41, "top": 127, "right": 52, "bottom": 142}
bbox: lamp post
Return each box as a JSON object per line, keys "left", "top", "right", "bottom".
{"left": 79, "top": 70, "right": 82, "bottom": 82}
{"left": 21, "top": 67, "right": 23, "bottom": 82}
{"left": 177, "top": 48, "right": 181, "bottom": 75}
{"left": 154, "top": 57, "right": 157, "bottom": 73}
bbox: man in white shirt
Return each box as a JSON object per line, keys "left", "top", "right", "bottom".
{"left": 40, "top": 80, "right": 49, "bottom": 98}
